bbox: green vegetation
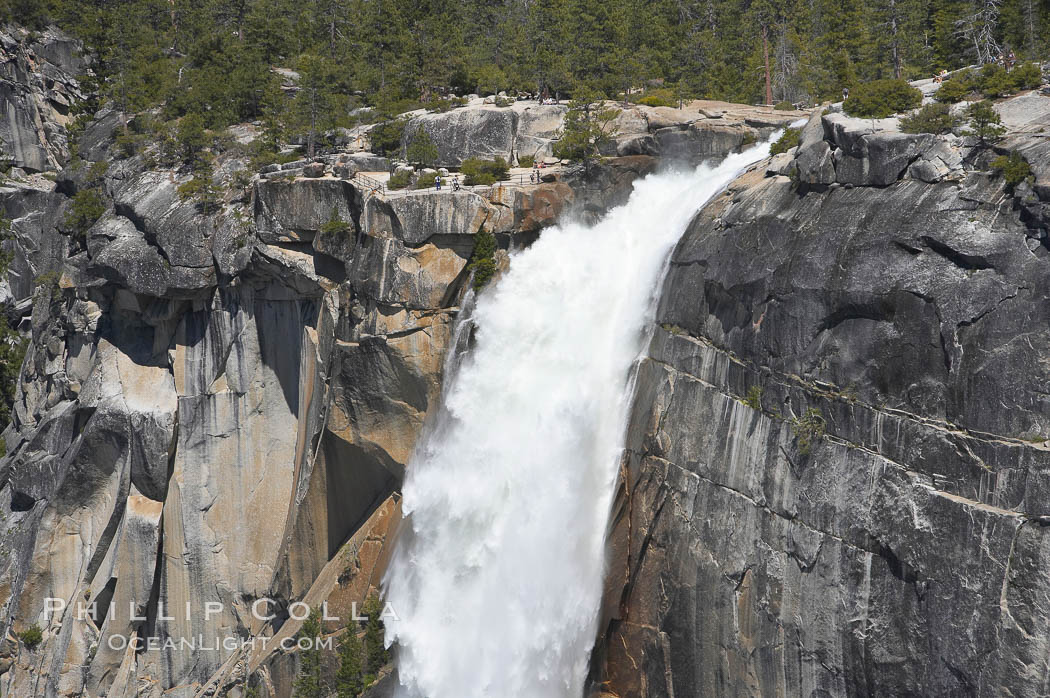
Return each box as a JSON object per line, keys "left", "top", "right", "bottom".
{"left": 743, "top": 386, "right": 763, "bottom": 411}
{"left": 64, "top": 189, "right": 106, "bottom": 239}
{"left": 553, "top": 91, "right": 619, "bottom": 162}
{"left": 386, "top": 171, "right": 413, "bottom": 190}
{"left": 406, "top": 127, "right": 439, "bottom": 167}
{"left": 320, "top": 209, "right": 352, "bottom": 236}
{"left": 517, "top": 154, "right": 535, "bottom": 169}
{"left": 460, "top": 157, "right": 509, "bottom": 186}
{"left": 335, "top": 626, "right": 364, "bottom": 698}
{"left": 770, "top": 128, "right": 801, "bottom": 155}
{"left": 467, "top": 230, "right": 497, "bottom": 291}
{"left": 415, "top": 171, "right": 438, "bottom": 189}
{"left": 790, "top": 407, "right": 826, "bottom": 455}
{"left": 938, "top": 63, "right": 1045, "bottom": 103}
{"left": 18, "top": 624, "right": 42, "bottom": 650}
{"left": 8, "top": 0, "right": 1050, "bottom": 155}
{"left": 935, "top": 73, "right": 976, "bottom": 103}
{"left": 369, "top": 120, "right": 406, "bottom": 158}
{"left": 774, "top": 100, "right": 795, "bottom": 111}
{"left": 992, "top": 151, "right": 1033, "bottom": 191}
{"left": 293, "top": 609, "right": 324, "bottom": 698}
{"left": 633, "top": 88, "right": 677, "bottom": 107}
{"left": 177, "top": 162, "right": 221, "bottom": 214}
{"left": 966, "top": 100, "right": 1006, "bottom": 144}
{"left": 899, "top": 102, "right": 960, "bottom": 134}
{"left": 843, "top": 79, "right": 922, "bottom": 119}
{"left": 362, "top": 595, "right": 389, "bottom": 678}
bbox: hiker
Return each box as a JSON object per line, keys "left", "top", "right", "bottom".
{"left": 435, "top": 175, "right": 442, "bottom": 190}
{"left": 452, "top": 176, "right": 460, "bottom": 191}
{"left": 530, "top": 171, "right": 536, "bottom": 184}
{"left": 842, "top": 87, "right": 849, "bottom": 102}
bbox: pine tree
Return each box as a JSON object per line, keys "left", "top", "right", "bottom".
{"left": 335, "top": 626, "right": 364, "bottom": 698}
{"left": 406, "top": 127, "right": 439, "bottom": 167}
{"left": 362, "top": 595, "right": 389, "bottom": 677}
{"left": 288, "top": 54, "right": 342, "bottom": 158}
{"left": 293, "top": 609, "right": 324, "bottom": 698}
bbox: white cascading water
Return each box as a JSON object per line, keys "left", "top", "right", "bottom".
{"left": 383, "top": 139, "right": 775, "bottom": 698}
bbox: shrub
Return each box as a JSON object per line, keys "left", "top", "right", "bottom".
{"left": 939, "top": 63, "right": 1043, "bottom": 104}
{"left": 460, "top": 156, "right": 509, "bottom": 186}
{"left": 494, "top": 96, "right": 514, "bottom": 108}
{"left": 843, "top": 79, "right": 922, "bottom": 118}
{"left": 18, "top": 624, "right": 43, "bottom": 650}
{"left": 632, "top": 88, "right": 676, "bottom": 107}
{"left": 64, "top": 188, "right": 106, "bottom": 239}
{"left": 744, "top": 386, "right": 763, "bottom": 411}
{"left": 770, "top": 128, "right": 800, "bottom": 155}
{"left": 991, "top": 151, "right": 1032, "bottom": 192}
{"left": 936, "top": 72, "right": 976, "bottom": 103}
{"left": 1009, "top": 62, "right": 1043, "bottom": 92}
{"left": 790, "top": 408, "right": 826, "bottom": 455}
{"left": 426, "top": 96, "right": 468, "bottom": 113}
{"left": 320, "top": 208, "right": 351, "bottom": 235}
{"left": 966, "top": 100, "right": 1006, "bottom": 144}
{"left": 899, "top": 103, "right": 960, "bottom": 134}
{"left": 415, "top": 171, "right": 438, "bottom": 189}
{"left": 386, "top": 170, "right": 412, "bottom": 190}
{"left": 467, "top": 230, "right": 497, "bottom": 291}
{"left": 774, "top": 100, "right": 795, "bottom": 111}
{"left": 86, "top": 160, "right": 109, "bottom": 186}
{"left": 517, "top": 154, "right": 535, "bottom": 168}
{"left": 369, "top": 119, "right": 406, "bottom": 157}
{"left": 979, "top": 63, "right": 1012, "bottom": 99}
{"left": 176, "top": 161, "right": 220, "bottom": 213}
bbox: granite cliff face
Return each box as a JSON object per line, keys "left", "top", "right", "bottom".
{"left": 0, "top": 35, "right": 791, "bottom": 693}
{"left": 3, "top": 27, "right": 1048, "bottom": 697}
{"left": 0, "top": 142, "right": 671, "bottom": 696}
{"left": 595, "top": 94, "right": 1050, "bottom": 697}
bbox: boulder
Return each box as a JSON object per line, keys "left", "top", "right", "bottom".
{"left": 302, "top": 161, "right": 326, "bottom": 178}
{"left": 832, "top": 131, "right": 934, "bottom": 186}
{"left": 405, "top": 107, "right": 517, "bottom": 166}
{"left": 253, "top": 177, "right": 358, "bottom": 253}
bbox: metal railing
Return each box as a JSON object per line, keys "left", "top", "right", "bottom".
{"left": 353, "top": 172, "right": 387, "bottom": 193}
{"left": 353, "top": 170, "right": 555, "bottom": 197}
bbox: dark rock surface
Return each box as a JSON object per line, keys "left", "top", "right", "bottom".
{"left": 0, "top": 27, "right": 85, "bottom": 172}
{"left": 594, "top": 109, "right": 1050, "bottom": 696}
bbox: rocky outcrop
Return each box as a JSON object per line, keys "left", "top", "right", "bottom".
{"left": 0, "top": 27, "right": 85, "bottom": 172}
{"left": 394, "top": 100, "right": 802, "bottom": 167}
{"left": 594, "top": 93, "right": 1050, "bottom": 697}
{"left": 0, "top": 97, "right": 662, "bottom": 696}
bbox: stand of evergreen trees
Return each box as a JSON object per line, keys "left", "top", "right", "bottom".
{"left": 3, "top": 0, "right": 1048, "bottom": 146}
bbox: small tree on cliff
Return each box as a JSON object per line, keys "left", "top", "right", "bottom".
{"left": 406, "top": 126, "right": 438, "bottom": 167}
{"left": 362, "top": 594, "right": 389, "bottom": 677}
{"left": 966, "top": 100, "right": 1006, "bottom": 145}
{"left": 293, "top": 609, "right": 324, "bottom": 697}
{"left": 335, "top": 625, "right": 364, "bottom": 698}
{"left": 552, "top": 88, "right": 620, "bottom": 163}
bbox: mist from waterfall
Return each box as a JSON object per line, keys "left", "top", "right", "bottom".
{"left": 383, "top": 140, "right": 774, "bottom": 698}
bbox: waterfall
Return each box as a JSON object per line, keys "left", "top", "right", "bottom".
{"left": 383, "top": 140, "right": 775, "bottom": 698}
